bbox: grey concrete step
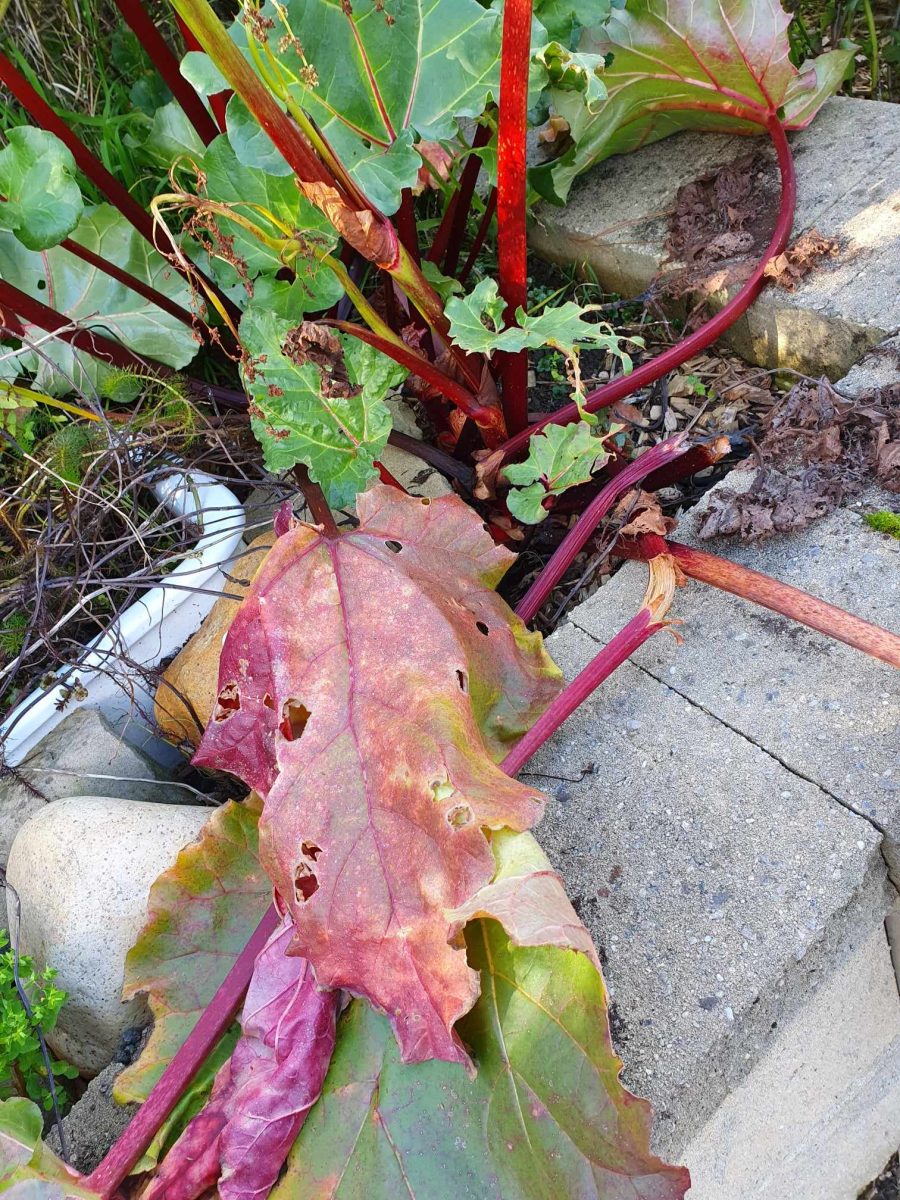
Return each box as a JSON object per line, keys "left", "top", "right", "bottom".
{"left": 530, "top": 97, "right": 900, "bottom": 380}
{"left": 530, "top": 479, "right": 900, "bottom": 1196}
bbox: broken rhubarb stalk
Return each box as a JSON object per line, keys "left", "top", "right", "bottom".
{"left": 504, "top": 554, "right": 679, "bottom": 775}
{"left": 618, "top": 536, "right": 900, "bottom": 670}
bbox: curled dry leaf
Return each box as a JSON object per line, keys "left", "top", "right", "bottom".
{"left": 614, "top": 488, "right": 677, "bottom": 538}
{"left": 193, "top": 484, "right": 563, "bottom": 1066}
{"left": 142, "top": 915, "right": 338, "bottom": 1200}
{"left": 762, "top": 229, "right": 840, "bottom": 290}
{"left": 298, "top": 182, "right": 399, "bottom": 268}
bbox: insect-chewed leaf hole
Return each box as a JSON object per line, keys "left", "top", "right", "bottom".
{"left": 294, "top": 861, "right": 319, "bottom": 902}
{"left": 431, "top": 778, "right": 455, "bottom": 804}
{"left": 475, "top": 620, "right": 489, "bottom": 636}
{"left": 280, "top": 699, "right": 311, "bottom": 741}
{"left": 446, "top": 804, "right": 473, "bottom": 830}
{"left": 262, "top": 693, "right": 275, "bottom": 709}
{"left": 213, "top": 683, "right": 241, "bottom": 721}
{"left": 421, "top": 497, "right": 431, "bottom": 506}
{"left": 301, "top": 840, "right": 322, "bottom": 862}
{"left": 385, "top": 539, "right": 403, "bottom": 554}
{"left": 455, "top": 668, "right": 468, "bottom": 693}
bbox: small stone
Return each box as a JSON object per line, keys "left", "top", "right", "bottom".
{"left": 0, "top": 709, "right": 168, "bottom": 880}
{"left": 6, "top": 796, "right": 210, "bottom": 1075}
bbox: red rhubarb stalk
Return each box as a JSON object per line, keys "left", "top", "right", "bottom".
{"left": 86, "top": 905, "right": 280, "bottom": 1197}
{"left": 661, "top": 539, "right": 900, "bottom": 669}
{"left": 495, "top": 0, "right": 533, "bottom": 437}
{"left": 515, "top": 435, "right": 694, "bottom": 624}
{"left": 0, "top": 278, "right": 172, "bottom": 375}
{"left": 112, "top": 0, "right": 220, "bottom": 144}
{"left": 459, "top": 188, "right": 497, "bottom": 285}
{"left": 504, "top": 555, "right": 678, "bottom": 774}
{"left": 428, "top": 122, "right": 492, "bottom": 274}
{"left": 496, "top": 116, "right": 797, "bottom": 463}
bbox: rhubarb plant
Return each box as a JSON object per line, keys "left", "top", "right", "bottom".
{"left": 1, "top": 1, "right": 893, "bottom": 1197}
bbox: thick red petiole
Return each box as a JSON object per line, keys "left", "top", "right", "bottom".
{"left": 85, "top": 905, "right": 280, "bottom": 1198}
{"left": 495, "top": 0, "right": 532, "bottom": 438}
{"left": 618, "top": 536, "right": 900, "bottom": 669}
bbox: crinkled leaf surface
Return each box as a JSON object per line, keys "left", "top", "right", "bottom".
{"left": 200, "top": 135, "right": 339, "bottom": 279}
{"left": 187, "top": 0, "right": 501, "bottom": 212}
{"left": 534, "top": 0, "right": 855, "bottom": 201}
{"left": 0, "top": 206, "right": 199, "bottom": 395}
{"left": 116, "top": 797, "right": 272, "bottom": 1104}
{"left": 503, "top": 420, "right": 610, "bottom": 524}
{"left": 0, "top": 128, "right": 83, "bottom": 251}
{"left": 193, "top": 484, "right": 563, "bottom": 1065}
{"left": 274, "top": 916, "right": 688, "bottom": 1199}
{"left": 143, "top": 915, "right": 338, "bottom": 1200}
{"left": 241, "top": 310, "right": 403, "bottom": 506}
{"left": 446, "top": 278, "right": 630, "bottom": 361}
{"left": 0, "top": 1098, "right": 98, "bottom": 1199}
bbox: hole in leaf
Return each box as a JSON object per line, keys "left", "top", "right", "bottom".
{"left": 431, "top": 779, "right": 455, "bottom": 804}
{"left": 447, "top": 804, "right": 473, "bottom": 830}
{"left": 385, "top": 539, "right": 402, "bottom": 554}
{"left": 37, "top": 280, "right": 46, "bottom": 291}
{"left": 421, "top": 498, "right": 431, "bottom": 506}
{"left": 294, "top": 862, "right": 318, "bottom": 902}
{"left": 301, "top": 840, "right": 322, "bottom": 862}
{"left": 280, "top": 699, "right": 311, "bottom": 741}
{"left": 476, "top": 620, "right": 489, "bottom": 636}
{"left": 213, "top": 684, "right": 241, "bottom": 722}
{"left": 455, "top": 669, "right": 467, "bottom": 693}
{"left": 262, "top": 693, "right": 275, "bottom": 709}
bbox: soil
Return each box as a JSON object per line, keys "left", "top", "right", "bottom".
{"left": 860, "top": 1154, "right": 900, "bottom": 1200}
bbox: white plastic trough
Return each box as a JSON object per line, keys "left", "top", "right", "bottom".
{"left": 1, "top": 469, "right": 246, "bottom": 768}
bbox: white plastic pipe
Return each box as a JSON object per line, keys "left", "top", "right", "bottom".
{"left": 1, "top": 469, "right": 246, "bottom": 767}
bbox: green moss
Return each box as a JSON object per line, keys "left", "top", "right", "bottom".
{"left": 864, "top": 511, "right": 900, "bottom": 540}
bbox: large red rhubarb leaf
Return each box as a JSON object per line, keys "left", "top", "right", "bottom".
{"left": 142, "top": 914, "right": 338, "bottom": 1200}
{"left": 534, "top": 0, "right": 854, "bottom": 202}
{"left": 193, "top": 484, "right": 562, "bottom": 1066}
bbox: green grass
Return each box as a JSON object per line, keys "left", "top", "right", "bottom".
{"left": 787, "top": 0, "right": 900, "bottom": 102}
{"left": 0, "top": 0, "right": 180, "bottom": 206}
{"left": 865, "top": 510, "right": 900, "bottom": 539}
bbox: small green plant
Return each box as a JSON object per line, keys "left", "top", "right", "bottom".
{"left": 0, "top": 945, "right": 78, "bottom": 1113}
{"left": 864, "top": 510, "right": 900, "bottom": 539}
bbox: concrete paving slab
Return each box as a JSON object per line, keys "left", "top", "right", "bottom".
{"left": 529, "top": 619, "right": 893, "bottom": 1154}
{"left": 564, "top": 482, "right": 900, "bottom": 872}
{"left": 530, "top": 97, "right": 900, "bottom": 379}
{"left": 681, "top": 918, "right": 900, "bottom": 1200}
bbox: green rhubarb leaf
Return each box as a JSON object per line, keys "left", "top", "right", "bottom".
{"left": 0, "top": 205, "right": 199, "bottom": 395}
{"left": 220, "top": 0, "right": 503, "bottom": 213}
{"left": 447, "top": 278, "right": 630, "bottom": 361}
{"left": 534, "top": 0, "right": 615, "bottom": 44}
{"left": 200, "top": 134, "right": 338, "bottom": 278}
{"left": 273, "top": 916, "right": 688, "bottom": 1199}
{"left": 504, "top": 420, "right": 609, "bottom": 524}
{"left": 0, "top": 1097, "right": 98, "bottom": 1199}
{"left": 226, "top": 93, "right": 293, "bottom": 177}
{"left": 141, "top": 101, "right": 207, "bottom": 169}
{"left": 181, "top": 49, "right": 230, "bottom": 97}
{"left": 240, "top": 305, "right": 405, "bottom": 507}
{"left": 533, "top": 0, "right": 855, "bottom": 203}
{"left": 533, "top": 40, "right": 608, "bottom": 110}
{"left": 115, "top": 797, "right": 271, "bottom": 1104}
{"left": 0, "top": 128, "right": 83, "bottom": 251}
{"left": 447, "top": 279, "right": 634, "bottom": 418}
